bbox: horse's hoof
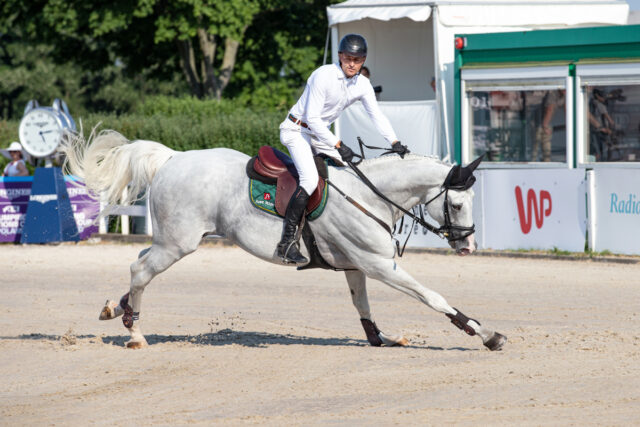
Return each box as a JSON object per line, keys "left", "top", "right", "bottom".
{"left": 99, "top": 300, "right": 119, "bottom": 320}
{"left": 379, "top": 332, "right": 410, "bottom": 347}
{"left": 393, "top": 336, "right": 410, "bottom": 347}
{"left": 125, "top": 340, "right": 147, "bottom": 349}
{"left": 484, "top": 332, "right": 507, "bottom": 351}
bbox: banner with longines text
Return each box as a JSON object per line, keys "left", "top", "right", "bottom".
{"left": 397, "top": 169, "right": 587, "bottom": 252}
{"left": 588, "top": 169, "right": 640, "bottom": 255}
{"left": 0, "top": 176, "right": 99, "bottom": 243}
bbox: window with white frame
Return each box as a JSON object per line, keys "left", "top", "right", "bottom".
{"left": 461, "top": 66, "right": 571, "bottom": 165}
{"left": 577, "top": 63, "right": 640, "bottom": 164}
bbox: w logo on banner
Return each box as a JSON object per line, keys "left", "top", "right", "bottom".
{"left": 515, "top": 186, "right": 552, "bottom": 234}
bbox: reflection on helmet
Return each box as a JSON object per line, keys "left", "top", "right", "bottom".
{"left": 338, "top": 34, "right": 367, "bottom": 57}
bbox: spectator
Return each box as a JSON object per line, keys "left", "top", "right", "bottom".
{"left": 359, "top": 66, "right": 382, "bottom": 98}
{"left": 588, "top": 88, "right": 616, "bottom": 161}
{"left": 2, "top": 142, "right": 29, "bottom": 177}
{"left": 533, "top": 90, "right": 565, "bottom": 162}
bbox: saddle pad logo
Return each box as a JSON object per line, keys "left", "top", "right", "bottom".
{"left": 515, "top": 186, "right": 552, "bottom": 234}
{"left": 264, "top": 193, "right": 271, "bottom": 201}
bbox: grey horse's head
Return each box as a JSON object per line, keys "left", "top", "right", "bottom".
{"left": 425, "top": 156, "right": 483, "bottom": 256}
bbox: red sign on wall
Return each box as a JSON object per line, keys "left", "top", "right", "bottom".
{"left": 515, "top": 186, "right": 552, "bottom": 234}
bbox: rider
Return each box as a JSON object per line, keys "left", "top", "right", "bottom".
{"left": 276, "top": 33, "right": 410, "bottom": 264}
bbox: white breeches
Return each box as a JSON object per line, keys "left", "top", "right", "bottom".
{"left": 280, "top": 125, "right": 340, "bottom": 195}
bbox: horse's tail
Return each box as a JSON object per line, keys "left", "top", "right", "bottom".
{"left": 61, "top": 127, "right": 176, "bottom": 206}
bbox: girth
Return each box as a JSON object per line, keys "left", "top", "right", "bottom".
{"left": 246, "top": 146, "right": 327, "bottom": 216}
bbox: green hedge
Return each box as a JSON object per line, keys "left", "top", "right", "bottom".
{"left": 0, "top": 96, "right": 290, "bottom": 172}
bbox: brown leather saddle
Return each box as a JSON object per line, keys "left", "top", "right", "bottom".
{"left": 246, "top": 146, "right": 328, "bottom": 216}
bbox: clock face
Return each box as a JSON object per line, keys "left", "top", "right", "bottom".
{"left": 19, "top": 108, "right": 64, "bottom": 157}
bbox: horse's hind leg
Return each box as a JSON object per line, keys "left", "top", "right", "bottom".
{"left": 345, "top": 270, "right": 408, "bottom": 347}
{"left": 122, "top": 242, "right": 197, "bottom": 348}
{"left": 99, "top": 247, "right": 151, "bottom": 321}
{"left": 361, "top": 258, "right": 506, "bottom": 351}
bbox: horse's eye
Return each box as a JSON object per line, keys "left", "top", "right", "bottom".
{"left": 452, "top": 203, "right": 462, "bottom": 211}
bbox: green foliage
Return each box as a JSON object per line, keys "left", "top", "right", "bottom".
{"left": 77, "top": 97, "right": 285, "bottom": 155}
{"left": 550, "top": 246, "right": 571, "bottom": 256}
{"left": 136, "top": 95, "right": 248, "bottom": 117}
{"left": 1, "top": 95, "right": 287, "bottom": 174}
{"left": 0, "top": 0, "right": 338, "bottom": 117}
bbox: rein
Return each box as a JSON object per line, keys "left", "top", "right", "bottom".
{"left": 329, "top": 138, "right": 475, "bottom": 256}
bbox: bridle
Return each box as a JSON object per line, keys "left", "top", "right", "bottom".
{"left": 433, "top": 166, "right": 476, "bottom": 242}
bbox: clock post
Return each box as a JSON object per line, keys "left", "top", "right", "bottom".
{"left": 19, "top": 99, "right": 80, "bottom": 243}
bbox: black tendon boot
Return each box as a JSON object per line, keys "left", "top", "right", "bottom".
{"left": 277, "top": 186, "right": 310, "bottom": 264}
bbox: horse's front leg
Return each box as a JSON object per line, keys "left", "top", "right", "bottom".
{"left": 360, "top": 258, "right": 506, "bottom": 351}
{"left": 345, "top": 270, "right": 408, "bottom": 347}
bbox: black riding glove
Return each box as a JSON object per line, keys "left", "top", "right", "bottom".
{"left": 337, "top": 143, "right": 355, "bottom": 163}
{"left": 391, "top": 141, "right": 410, "bottom": 158}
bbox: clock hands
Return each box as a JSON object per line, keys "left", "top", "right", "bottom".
{"left": 38, "top": 130, "right": 56, "bottom": 143}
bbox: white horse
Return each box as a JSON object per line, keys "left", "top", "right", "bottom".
{"left": 62, "top": 130, "right": 506, "bottom": 351}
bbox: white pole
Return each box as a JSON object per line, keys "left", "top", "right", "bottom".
{"left": 99, "top": 195, "right": 107, "bottom": 234}
{"left": 575, "top": 76, "right": 585, "bottom": 166}
{"left": 432, "top": 7, "right": 451, "bottom": 162}
{"left": 587, "top": 170, "right": 596, "bottom": 251}
{"left": 145, "top": 187, "right": 152, "bottom": 235}
{"left": 565, "top": 75, "right": 574, "bottom": 169}
{"left": 323, "top": 27, "right": 331, "bottom": 65}
{"left": 121, "top": 187, "right": 130, "bottom": 235}
{"left": 331, "top": 25, "right": 341, "bottom": 139}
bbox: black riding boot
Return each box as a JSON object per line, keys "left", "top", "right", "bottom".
{"left": 277, "top": 186, "right": 310, "bottom": 264}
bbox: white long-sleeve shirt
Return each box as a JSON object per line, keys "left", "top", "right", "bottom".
{"left": 286, "top": 63, "right": 398, "bottom": 148}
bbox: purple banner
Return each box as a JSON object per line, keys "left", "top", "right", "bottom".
{"left": 0, "top": 176, "right": 99, "bottom": 243}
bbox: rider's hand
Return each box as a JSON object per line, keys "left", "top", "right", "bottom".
{"left": 337, "top": 142, "right": 355, "bottom": 163}
{"left": 391, "top": 141, "right": 410, "bottom": 158}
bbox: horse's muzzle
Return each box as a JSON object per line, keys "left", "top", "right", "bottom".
{"left": 454, "top": 233, "right": 476, "bottom": 256}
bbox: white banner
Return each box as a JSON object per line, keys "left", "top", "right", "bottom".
{"left": 588, "top": 169, "right": 640, "bottom": 255}
{"left": 476, "top": 169, "right": 587, "bottom": 251}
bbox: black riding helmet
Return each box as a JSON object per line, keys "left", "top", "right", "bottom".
{"left": 338, "top": 34, "right": 367, "bottom": 57}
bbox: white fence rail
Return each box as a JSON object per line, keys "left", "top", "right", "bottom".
{"left": 98, "top": 187, "right": 152, "bottom": 235}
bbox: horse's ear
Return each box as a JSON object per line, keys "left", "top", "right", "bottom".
{"left": 444, "top": 164, "right": 461, "bottom": 187}
{"left": 466, "top": 154, "right": 484, "bottom": 173}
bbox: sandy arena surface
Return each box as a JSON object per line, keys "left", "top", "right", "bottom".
{"left": 0, "top": 242, "right": 638, "bottom": 425}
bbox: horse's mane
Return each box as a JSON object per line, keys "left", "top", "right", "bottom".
{"left": 357, "top": 153, "right": 451, "bottom": 168}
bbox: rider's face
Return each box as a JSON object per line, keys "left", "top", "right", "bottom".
{"left": 339, "top": 53, "right": 366, "bottom": 78}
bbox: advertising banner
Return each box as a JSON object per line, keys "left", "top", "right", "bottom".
{"left": 0, "top": 176, "right": 99, "bottom": 243}
{"left": 474, "top": 169, "right": 587, "bottom": 251}
{"left": 588, "top": 169, "right": 640, "bottom": 255}
{"left": 0, "top": 178, "right": 32, "bottom": 243}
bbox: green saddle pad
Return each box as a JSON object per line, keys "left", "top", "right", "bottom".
{"left": 249, "top": 178, "right": 329, "bottom": 221}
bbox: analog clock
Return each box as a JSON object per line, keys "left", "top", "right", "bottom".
{"left": 18, "top": 99, "right": 76, "bottom": 158}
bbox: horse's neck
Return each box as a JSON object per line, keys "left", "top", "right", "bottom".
{"left": 359, "top": 156, "right": 449, "bottom": 214}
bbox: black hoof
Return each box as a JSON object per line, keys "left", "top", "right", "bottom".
{"left": 484, "top": 332, "right": 507, "bottom": 351}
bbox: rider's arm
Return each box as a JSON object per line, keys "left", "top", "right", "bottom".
{"left": 304, "top": 72, "right": 341, "bottom": 148}
{"left": 360, "top": 84, "right": 399, "bottom": 145}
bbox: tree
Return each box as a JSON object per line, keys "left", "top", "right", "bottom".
{"left": 42, "top": 0, "right": 261, "bottom": 100}
{"left": 155, "top": 0, "right": 260, "bottom": 99}
{"left": 0, "top": 0, "right": 339, "bottom": 115}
